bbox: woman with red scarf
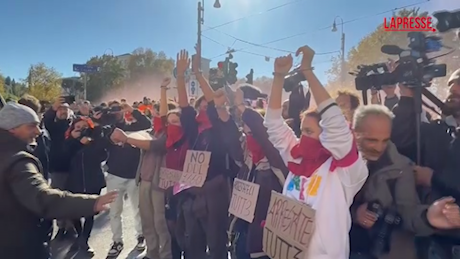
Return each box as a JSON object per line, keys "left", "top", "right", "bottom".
{"left": 63, "top": 115, "right": 109, "bottom": 256}
{"left": 174, "top": 48, "right": 239, "bottom": 259}
{"left": 224, "top": 87, "right": 289, "bottom": 259}
{"left": 263, "top": 46, "right": 368, "bottom": 258}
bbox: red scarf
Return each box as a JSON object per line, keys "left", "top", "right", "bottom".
{"left": 246, "top": 135, "right": 265, "bottom": 164}
{"left": 153, "top": 116, "right": 164, "bottom": 134}
{"left": 166, "top": 125, "right": 184, "bottom": 148}
{"left": 196, "top": 110, "right": 212, "bottom": 134}
{"left": 287, "top": 136, "right": 332, "bottom": 178}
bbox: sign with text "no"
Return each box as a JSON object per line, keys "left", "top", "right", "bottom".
{"left": 178, "top": 150, "right": 211, "bottom": 188}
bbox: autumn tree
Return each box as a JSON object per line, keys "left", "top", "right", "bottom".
{"left": 84, "top": 49, "right": 175, "bottom": 102}
{"left": 0, "top": 72, "right": 5, "bottom": 96}
{"left": 326, "top": 8, "right": 459, "bottom": 99}
{"left": 4, "top": 76, "right": 11, "bottom": 87}
{"left": 61, "top": 77, "right": 84, "bottom": 97}
{"left": 26, "top": 63, "right": 62, "bottom": 101}
{"left": 10, "top": 79, "right": 27, "bottom": 97}
{"left": 85, "top": 54, "right": 126, "bottom": 101}
{"left": 127, "top": 48, "right": 174, "bottom": 81}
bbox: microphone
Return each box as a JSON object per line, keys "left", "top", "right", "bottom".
{"left": 381, "top": 45, "right": 403, "bottom": 55}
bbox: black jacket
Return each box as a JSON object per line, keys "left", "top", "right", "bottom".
{"left": 64, "top": 127, "right": 109, "bottom": 194}
{"left": 43, "top": 108, "right": 72, "bottom": 173}
{"left": 180, "top": 101, "right": 237, "bottom": 182}
{"left": 391, "top": 96, "right": 452, "bottom": 173}
{"left": 32, "top": 129, "right": 51, "bottom": 180}
{"left": 0, "top": 129, "right": 98, "bottom": 259}
{"left": 106, "top": 110, "right": 151, "bottom": 179}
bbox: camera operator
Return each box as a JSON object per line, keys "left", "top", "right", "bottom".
{"left": 349, "top": 104, "right": 460, "bottom": 259}
{"left": 103, "top": 100, "right": 152, "bottom": 258}
{"left": 42, "top": 96, "right": 75, "bottom": 239}
{"left": 402, "top": 69, "right": 460, "bottom": 258}
{"left": 63, "top": 114, "right": 110, "bottom": 256}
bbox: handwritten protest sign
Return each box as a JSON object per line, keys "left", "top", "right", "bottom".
{"left": 262, "top": 191, "right": 315, "bottom": 259}
{"left": 159, "top": 167, "right": 182, "bottom": 190}
{"left": 178, "top": 150, "right": 211, "bottom": 188}
{"left": 228, "top": 178, "right": 260, "bottom": 223}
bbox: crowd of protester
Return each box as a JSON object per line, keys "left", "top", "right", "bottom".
{"left": 2, "top": 44, "right": 460, "bottom": 259}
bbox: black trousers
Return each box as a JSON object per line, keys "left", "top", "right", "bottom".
{"left": 71, "top": 188, "right": 101, "bottom": 243}
{"left": 72, "top": 216, "right": 95, "bottom": 242}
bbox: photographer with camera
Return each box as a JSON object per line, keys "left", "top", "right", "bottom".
{"left": 349, "top": 103, "right": 460, "bottom": 258}
{"left": 62, "top": 114, "right": 111, "bottom": 256}
{"left": 392, "top": 69, "right": 460, "bottom": 258}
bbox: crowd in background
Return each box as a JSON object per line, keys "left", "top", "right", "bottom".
{"left": 2, "top": 44, "right": 460, "bottom": 260}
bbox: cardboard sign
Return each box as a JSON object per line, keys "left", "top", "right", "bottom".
{"left": 178, "top": 150, "right": 211, "bottom": 188}
{"left": 158, "top": 167, "right": 182, "bottom": 190}
{"left": 228, "top": 178, "right": 260, "bottom": 223}
{"left": 262, "top": 191, "right": 315, "bottom": 259}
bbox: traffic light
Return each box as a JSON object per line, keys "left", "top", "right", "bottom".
{"left": 229, "top": 62, "right": 238, "bottom": 75}
{"left": 217, "top": 58, "right": 230, "bottom": 76}
{"left": 246, "top": 69, "right": 254, "bottom": 84}
{"left": 227, "top": 62, "right": 238, "bottom": 85}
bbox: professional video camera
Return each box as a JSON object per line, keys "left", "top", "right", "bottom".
{"left": 93, "top": 106, "right": 122, "bottom": 126}
{"left": 79, "top": 125, "right": 115, "bottom": 141}
{"left": 283, "top": 65, "right": 308, "bottom": 92}
{"left": 351, "top": 11, "right": 460, "bottom": 164}
{"left": 352, "top": 32, "right": 446, "bottom": 92}
{"left": 433, "top": 9, "right": 460, "bottom": 33}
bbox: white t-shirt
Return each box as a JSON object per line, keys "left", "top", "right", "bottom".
{"left": 264, "top": 98, "right": 368, "bottom": 258}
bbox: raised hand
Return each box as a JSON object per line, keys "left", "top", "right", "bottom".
{"left": 110, "top": 128, "right": 128, "bottom": 144}
{"left": 296, "top": 45, "right": 315, "bottom": 70}
{"left": 176, "top": 49, "right": 190, "bottom": 76}
{"left": 161, "top": 77, "right": 172, "bottom": 88}
{"left": 274, "top": 54, "right": 293, "bottom": 75}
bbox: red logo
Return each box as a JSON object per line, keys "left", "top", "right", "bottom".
{"left": 384, "top": 17, "right": 436, "bottom": 32}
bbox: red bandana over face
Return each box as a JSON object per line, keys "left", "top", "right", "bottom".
{"left": 287, "top": 136, "right": 332, "bottom": 177}
{"left": 196, "top": 110, "right": 212, "bottom": 133}
{"left": 246, "top": 134, "right": 265, "bottom": 164}
{"left": 166, "top": 125, "right": 184, "bottom": 148}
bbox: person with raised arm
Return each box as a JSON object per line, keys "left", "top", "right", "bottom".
{"left": 174, "top": 48, "right": 239, "bottom": 259}
{"left": 263, "top": 46, "right": 369, "bottom": 258}
{"left": 109, "top": 77, "right": 175, "bottom": 259}
{"left": 224, "top": 87, "right": 289, "bottom": 259}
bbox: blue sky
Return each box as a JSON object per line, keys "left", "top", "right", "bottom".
{"left": 0, "top": 0, "right": 457, "bottom": 84}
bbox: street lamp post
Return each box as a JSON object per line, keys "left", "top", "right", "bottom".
{"left": 104, "top": 48, "right": 114, "bottom": 56}
{"left": 332, "top": 16, "right": 346, "bottom": 86}
{"left": 197, "top": 0, "right": 221, "bottom": 68}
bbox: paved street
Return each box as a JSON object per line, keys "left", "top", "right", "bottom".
{"left": 51, "top": 189, "right": 144, "bottom": 259}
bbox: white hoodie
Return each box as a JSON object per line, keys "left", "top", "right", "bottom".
{"left": 264, "top": 99, "right": 368, "bottom": 258}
